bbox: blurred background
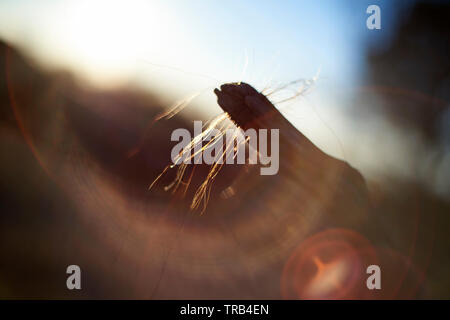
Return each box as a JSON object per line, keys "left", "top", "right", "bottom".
{"left": 0, "top": 0, "right": 449, "bottom": 299}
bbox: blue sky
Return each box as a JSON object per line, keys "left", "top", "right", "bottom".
{"left": 0, "top": 0, "right": 414, "bottom": 91}
{"left": 0, "top": 0, "right": 427, "bottom": 178}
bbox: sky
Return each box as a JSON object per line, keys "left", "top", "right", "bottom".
{"left": 0, "top": 0, "right": 411, "bottom": 89}
{"left": 2, "top": 0, "right": 433, "bottom": 184}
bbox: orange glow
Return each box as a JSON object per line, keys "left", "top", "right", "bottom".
{"left": 281, "top": 228, "right": 378, "bottom": 299}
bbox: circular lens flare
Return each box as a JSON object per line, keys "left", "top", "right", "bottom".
{"left": 281, "top": 228, "right": 378, "bottom": 299}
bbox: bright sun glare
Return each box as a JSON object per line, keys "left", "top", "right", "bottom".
{"left": 63, "top": 0, "right": 176, "bottom": 86}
